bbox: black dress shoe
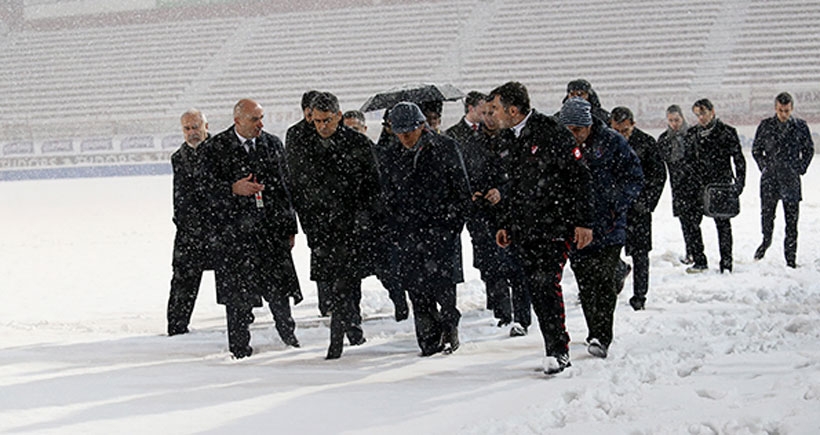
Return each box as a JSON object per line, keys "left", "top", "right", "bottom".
{"left": 231, "top": 346, "right": 253, "bottom": 359}
{"left": 168, "top": 326, "right": 189, "bottom": 337}
{"left": 281, "top": 334, "right": 300, "bottom": 348}
{"left": 394, "top": 302, "right": 409, "bottom": 322}
{"left": 348, "top": 335, "right": 367, "bottom": 346}
{"left": 325, "top": 345, "right": 342, "bottom": 360}
{"left": 420, "top": 344, "right": 444, "bottom": 357}
{"left": 754, "top": 244, "right": 768, "bottom": 260}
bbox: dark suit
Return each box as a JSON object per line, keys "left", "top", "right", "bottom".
{"left": 461, "top": 125, "right": 531, "bottom": 327}
{"left": 444, "top": 116, "right": 478, "bottom": 148}
{"left": 167, "top": 138, "right": 213, "bottom": 335}
{"left": 201, "top": 126, "right": 302, "bottom": 357}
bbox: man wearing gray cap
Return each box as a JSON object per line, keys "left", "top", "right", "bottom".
{"left": 375, "top": 101, "right": 472, "bottom": 356}
{"left": 560, "top": 97, "right": 644, "bottom": 360}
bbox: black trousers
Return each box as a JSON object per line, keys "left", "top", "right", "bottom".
{"left": 682, "top": 212, "right": 733, "bottom": 269}
{"left": 485, "top": 252, "right": 532, "bottom": 327}
{"left": 318, "top": 280, "right": 363, "bottom": 327}
{"left": 225, "top": 304, "right": 254, "bottom": 357}
{"left": 680, "top": 212, "right": 706, "bottom": 266}
{"left": 406, "top": 278, "right": 460, "bottom": 355}
{"left": 630, "top": 250, "right": 650, "bottom": 300}
{"left": 570, "top": 245, "right": 622, "bottom": 348}
{"left": 760, "top": 196, "right": 800, "bottom": 263}
{"left": 516, "top": 238, "right": 571, "bottom": 357}
{"left": 167, "top": 239, "right": 210, "bottom": 335}
{"left": 224, "top": 294, "right": 296, "bottom": 356}
{"left": 325, "top": 278, "right": 364, "bottom": 345}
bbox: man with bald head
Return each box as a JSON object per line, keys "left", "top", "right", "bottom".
{"left": 201, "top": 99, "right": 303, "bottom": 359}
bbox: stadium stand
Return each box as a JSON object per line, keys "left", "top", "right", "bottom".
{"left": 1, "top": 0, "right": 819, "bottom": 179}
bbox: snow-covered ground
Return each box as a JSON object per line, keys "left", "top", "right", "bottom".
{"left": 1, "top": 148, "right": 819, "bottom": 434}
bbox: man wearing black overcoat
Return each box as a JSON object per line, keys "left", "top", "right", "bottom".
{"left": 167, "top": 109, "right": 212, "bottom": 336}
{"left": 686, "top": 99, "right": 746, "bottom": 274}
{"left": 611, "top": 107, "right": 666, "bottom": 311}
{"left": 377, "top": 102, "right": 471, "bottom": 357}
{"left": 287, "top": 92, "right": 381, "bottom": 359}
{"left": 201, "top": 99, "right": 302, "bottom": 359}
{"left": 752, "top": 92, "right": 814, "bottom": 267}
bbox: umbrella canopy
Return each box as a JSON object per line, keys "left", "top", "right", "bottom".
{"left": 360, "top": 83, "right": 465, "bottom": 112}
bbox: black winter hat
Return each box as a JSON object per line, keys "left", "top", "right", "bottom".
{"left": 567, "top": 79, "right": 592, "bottom": 94}
{"left": 389, "top": 102, "right": 427, "bottom": 133}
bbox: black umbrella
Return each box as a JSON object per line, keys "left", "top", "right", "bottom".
{"left": 360, "top": 83, "right": 465, "bottom": 112}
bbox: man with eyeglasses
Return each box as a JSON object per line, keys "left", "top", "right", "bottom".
{"left": 286, "top": 91, "right": 381, "bottom": 359}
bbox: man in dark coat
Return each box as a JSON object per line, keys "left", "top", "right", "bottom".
{"left": 561, "top": 98, "right": 643, "bottom": 360}
{"left": 287, "top": 92, "right": 381, "bottom": 359}
{"left": 444, "top": 91, "right": 485, "bottom": 147}
{"left": 372, "top": 109, "right": 411, "bottom": 322}
{"left": 167, "top": 109, "right": 212, "bottom": 336}
{"left": 657, "top": 105, "right": 699, "bottom": 265}
{"left": 201, "top": 99, "right": 303, "bottom": 359}
{"left": 490, "top": 82, "right": 594, "bottom": 375}
{"left": 558, "top": 79, "right": 611, "bottom": 124}
{"left": 459, "top": 96, "right": 531, "bottom": 336}
{"left": 611, "top": 107, "right": 666, "bottom": 311}
{"left": 752, "top": 92, "right": 814, "bottom": 267}
{"left": 285, "top": 90, "right": 331, "bottom": 318}
{"left": 286, "top": 90, "right": 320, "bottom": 150}
{"left": 686, "top": 98, "right": 746, "bottom": 274}
{"left": 376, "top": 101, "right": 471, "bottom": 356}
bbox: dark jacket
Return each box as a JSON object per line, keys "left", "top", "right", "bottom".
{"left": 687, "top": 118, "right": 746, "bottom": 206}
{"left": 752, "top": 115, "right": 814, "bottom": 203}
{"left": 285, "top": 118, "right": 313, "bottom": 150}
{"left": 461, "top": 125, "right": 510, "bottom": 277}
{"left": 624, "top": 128, "right": 665, "bottom": 254}
{"left": 444, "top": 117, "right": 479, "bottom": 149}
{"left": 657, "top": 124, "right": 699, "bottom": 217}
{"left": 200, "top": 126, "right": 302, "bottom": 307}
{"left": 577, "top": 119, "right": 644, "bottom": 250}
{"left": 498, "top": 110, "right": 595, "bottom": 243}
{"left": 170, "top": 138, "right": 216, "bottom": 254}
{"left": 557, "top": 90, "right": 610, "bottom": 124}
{"left": 286, "top": 124, "right": 381, "bottom": 282}
{"left": 376, "top": 128, "right": 471, "bottom": 286}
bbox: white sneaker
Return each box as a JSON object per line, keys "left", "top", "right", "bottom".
{"left": 587, "top": 338, "right": 608, "bottom": 359}
{"left": 542, "top": 353, "right": 571, "bottom": 375}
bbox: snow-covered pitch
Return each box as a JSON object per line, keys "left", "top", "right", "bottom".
{"left": 1, "top": 148, "right": 819, "bottom": 434}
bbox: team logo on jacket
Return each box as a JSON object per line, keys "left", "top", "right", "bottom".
{"left": 530, "top": 145, "right": 538, "bottom": 154}
{"left": 572, "top": 147, "right": 583, "bottom": 160}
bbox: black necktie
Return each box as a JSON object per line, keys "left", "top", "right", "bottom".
{"left": 244, "top": 139, "right": 256, "bottom": 159}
